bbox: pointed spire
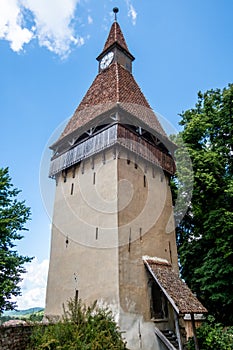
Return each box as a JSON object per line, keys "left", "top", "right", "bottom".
{"left": 103, "top": 21, "right": 129, "bottom": 52}
{"left": 102, "top": 12, "right": 129, "bottom": 53}
{"left": 96, "top": 8, "right": 134, "bottom": 64}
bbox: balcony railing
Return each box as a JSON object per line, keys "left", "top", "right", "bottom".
{"left": 49, "top": 124, "right": 175, "bottom": 177}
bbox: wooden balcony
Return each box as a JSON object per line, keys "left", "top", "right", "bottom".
{"left": 49, "top": 124, "right": 175, "bottom": 177}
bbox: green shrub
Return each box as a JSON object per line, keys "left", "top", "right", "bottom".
{"left": 187, "top": 316, "right": 233, "bottom": 350}
{"left": 28, "top": 299, "right": 128, "bottom": 350}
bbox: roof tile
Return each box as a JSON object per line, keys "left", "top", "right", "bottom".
{"left": 144, "top": 258, "right": 207, "bottom": 314}
{"left": 103, "top": 21, "right": 129, "bottom": 52}
{"left": 59, "top": 63, "right": 167, "bottom": 141}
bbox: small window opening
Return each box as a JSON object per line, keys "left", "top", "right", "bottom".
{"left": 72, "top": 166, "right": 76, "bottom": 178}
{"left": 75, "top": 290, "right": 79, "bottom": 306}
{"left": 127, "top": 159, "right": 130, "bottom": 165}
{"left": 139, "top": 227, "right": 142, "bottom": 242}
{"left": 144, "top": 175, "right": 146, "bottom": 187}
{"left": 150, "top": 281, "right": 168, "bottom": 320}
{"left": 62, "top": 170, "right": 67, "bottom": 183}
{"left": 96, "top": 227, "right": 98, "bottom": 240}
{"left": 93, "top": 172, "right": 96, "bottom": 185}
{"left": 169, "top": 241, "right": 173, "bottom": 264}
{"left": 128, "top": 228, "right": 131, "bottom": 252}
{"left": 152, "top": 168, "right": 156, "bottom": 178}
{"left": 71, "top": 183, "right": 74, "bottom": 195}
{"left": 134, "top": 163, "right": 138, "bottom": 169}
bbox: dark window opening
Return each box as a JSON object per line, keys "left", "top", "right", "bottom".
{"left": 71, "top": 183, "right": 74, "bottom": 195}
{"left": 62, "top": 170, "right": 67, "bottom": 183}
{"left": 144, "top": 175, "right": 146, "bottom": 187}
{"left": 96, "top": 227, "right": 98, "bottom": 240}
{"left": 139, "top": 227, "right": 142, "bottom": 242}
{"left": 128, "top": 228, "right": 131, "bottom": 252}
{"left": 93, "top": 172, "right": 96, "bottom": 185}
{"left": 150, "top": 281, "right": 168, "bottom": 320}
{"left": 134, "top": 163, "right": 138, "bottom": 169}
{"left": 127, "top": 159, "right": 130, "bottom": 165}
{"left": 72, "top": 167, "right": 76, "bottom": 178}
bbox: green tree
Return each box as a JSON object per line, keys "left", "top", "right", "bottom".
{"left": 174, "top": 84, "right": 233, "bottom": 325}
{"left": 0, "top": 167, "right": 32, "bottom": 313}
{"left": 29, "top": 299, "right": 128, "bottom": 349}
{"left": 187, "top": 316, "right": 233, "bottom": 350}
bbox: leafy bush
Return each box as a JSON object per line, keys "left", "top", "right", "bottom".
{"left": 28, "top": 299, "right": 128, "bottom": 350}
{"left": 187, "top": 316, "right": 233, "bottom": 350}
{"left": 28, "top": 310, "right": 44, "bottom": 322}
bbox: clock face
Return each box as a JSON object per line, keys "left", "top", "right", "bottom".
{"left": 100, "top": 51, "right": 114, "bottom": 70}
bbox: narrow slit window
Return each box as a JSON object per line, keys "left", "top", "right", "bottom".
{"left": 140, "top": 227, "right": 142, "bottom": 242}
{"left": 93, "top": 172, "right": 96, "bottom": 185}
{"left": 72, "top": 167, "right": 76, "bottom": 178}
{"left": 144, "top": 175, "right": 146, "bottom": 187}
{"left": 128, "top": 228, "right": 131, "bottom": 252}
{"left": 71, "top": 183, "right": 74, "bottom": 195}
{"left": 96, "top": 227, "right": 98, "bottom": 240}
{"left": 135, "top": 163, "right": 138, "bottom": 169}
{"left": 62, "top": 170, "right": 67, "bottom": 182}
{"left": 127, "top": 159, "right": 130, "bottom": 165}
{"left": 152, "top": 168, "right": 156, "bottom": 178}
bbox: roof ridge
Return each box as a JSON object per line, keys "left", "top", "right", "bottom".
{"left": 116, "top": 62, "right": 120, "bottom": 102}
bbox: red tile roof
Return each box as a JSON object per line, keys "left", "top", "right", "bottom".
{"left": 103, "top": 21, "right": 129, "bottom": 53}
{"left": 59, "top": 63, "right": 168, "bottom": 141}
{"left": 143, "top": 257, "right": 207, "bottom": 314}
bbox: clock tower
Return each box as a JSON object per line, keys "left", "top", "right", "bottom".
{"left": 45, "top": 10, "right": 207, "bottom": 350}
{"left": 97, "top": 10, "right": 134, "bottom": 73}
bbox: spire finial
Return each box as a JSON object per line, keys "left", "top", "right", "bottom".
{"left": 113, "top": 7, "right": 119, "bottom": 22}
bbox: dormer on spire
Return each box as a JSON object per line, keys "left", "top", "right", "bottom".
{"left": 97, "top": 9, "right": 135, "bottom": 73}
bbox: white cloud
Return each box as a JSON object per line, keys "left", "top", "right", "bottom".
{"left": 14, "top": 258, "right": 49, "bottom": 310}
{"left": 22, "top": 0, "right": 84, "bottom": 57}
{"left": 0, "top": 0, "right": 84, "bottom": 57}
{"left": 87, "top": 15, "right": 93, "bottom": 24}
{"left": 0, "top": 0, "right": 33, "bottom": 52}
{"left": 125, "top": 0, "right": 137, "bottom": 25}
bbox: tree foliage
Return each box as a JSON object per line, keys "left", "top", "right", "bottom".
{"left": 174, "top": 84, "right": 233, "bottom": 325}
{"left": 0, "top": 167, "right": 32, "bottom": 313}
{"left": 29, "top": 299, "right": 128, "bottom": 349}
{"left": 187, "top": 316, "right": 233, "bottom": 350}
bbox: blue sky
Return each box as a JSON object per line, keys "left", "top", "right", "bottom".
{"left": 0, "top": 0, "right": 232, "bottom": 309}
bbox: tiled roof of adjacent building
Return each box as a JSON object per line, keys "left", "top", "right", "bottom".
{"left": 59, "top": 62, "right": 167, "bottom": 141}
{"left": 143, "top": 257, "right": 208, "bottom": 315}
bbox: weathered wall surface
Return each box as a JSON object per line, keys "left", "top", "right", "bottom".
{"left": 117, "top": 152, "right": 178, "bottom": 349}
{"left": 45, "top": 149, "right": 119, "bottom": 317}
{"left": 45, "top": 146, "right": 178, "bottom": 349}
{"left": 0, "top": 325, "right": 33, "bottom": 350}
{"left": 118, "top": 153, "right": 178, "bottom": 317}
